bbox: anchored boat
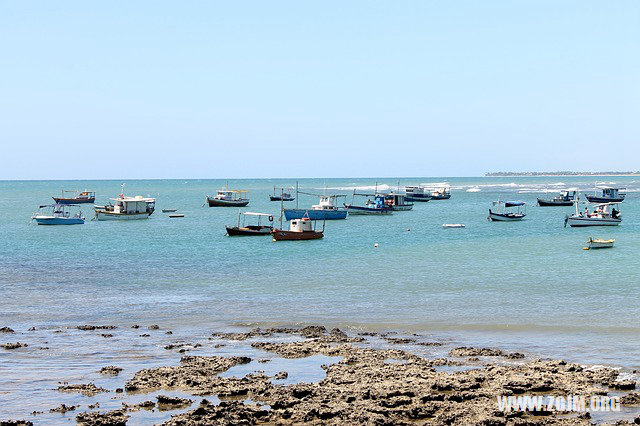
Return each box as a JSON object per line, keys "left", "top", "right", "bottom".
{"left": 271, "top": 214, "right": 324, "bottom": 241}
{"left": 585, "top": 186, "right": 625, "bottom": 203}
{"left": 585, "top": 237, "right": 615, "bottom": 250}
{"left": 488, "top": 201, "right": 526, "bottom": 221}
{"left": 284, "top": 194, "right": 348, "bottom": 220}
{"left": 226, "top": 212, "right": 274, "bottom": 236}
{"left": 344, "top": 192, "right": 393, "bottom": 215}
{"left": 404, "top": 186, "right": 432, "bottom": 202}
{"left": 207, "top": 189, "right": 250, "bottom": 207}
{"left": 269, "top": 186, "right": 295, "bottom": 202}
{"left": 565, "top": 202, "right": 621, "bottom": 227}
{"left": 32, "top": 204, "right": 85, "bottom": 225}
{"left": 429, "top": 186, "right": 451, "bottom": 200}
{"left": 94, "top": 184, "right": 155, "bottom": 220}
{"left": 52, "top": 190, "right": 95, "bottom": 205}
{"left": 537, "top": 190, "right": 577, "bottom": 206}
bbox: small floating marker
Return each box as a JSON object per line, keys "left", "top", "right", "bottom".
{"left": 374, "top": 243, "right": 379, "bottom": 248}
{"left": 407, "top": 228, "right": 411, "bottom": 232}
{"left": 583, "top": 247, "right": 590, "bottom": 251}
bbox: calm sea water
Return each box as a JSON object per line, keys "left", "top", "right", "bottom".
{"left": 1, "top": 177, "right": 640, "bottom": 420}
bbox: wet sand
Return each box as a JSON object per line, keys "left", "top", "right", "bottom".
{"left": 1, "top": 325, "right": 640, "bottom": 425}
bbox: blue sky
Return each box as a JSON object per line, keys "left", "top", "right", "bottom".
{"left": 1, "top": 1, "right": 638, "bottom": 179}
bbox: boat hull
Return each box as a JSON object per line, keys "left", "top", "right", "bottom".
{"left": 430, "top": 194, "right": 451, "bottom": 200}
{"left": 391, "top": 204, "right": 413, "bottom": 211}
{"left": 344, "top": 205, "right": 393, "bottom": 215}
{"left": 585, "top": 195, "right": 625, "bottom": 203}
{"left": 96, "top": 211, "right": 151, "bottom": 221}
{"left": 34, "top": 217, "right": 84, "bottom": 225}
{"left": 269, "top": 196, "right": 294, "bottom": 202}
{"left": 537, "top": 198, "right": 573, "bottom": 206}
{"left": 405, "top": 195, "right": 432, "bottom": 202}
{"left": 52, "top": 197, "right": 95, "bottom": 204}
{"left": 566, "top": 217, "right": 621, "bottom": 227}
{"left": 283, "top": 209, "right": 347, "bottom": 220}
{"left": 271, "top": 229, "right": 324, "bottom": 241}
{"left": 488, "top": 210, "right": 525, "bottom": 221}
{"left": 207, "top": 197, "right": 249, "bottom": 207}
{"left": 588, "top": 239, "right": 615, "bottom": 249}
{"left": 226, "top": 226, "right": 273, "bottom": 236}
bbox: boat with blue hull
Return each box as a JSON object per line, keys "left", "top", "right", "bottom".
{"left": 32, "top": 204, "right": 85, "bottom": 225}
{"left": 344, "top": 193, "right": 393, "bottom": 215}
{"left": 284, "top": 195, "right": 348, "bottom": 220}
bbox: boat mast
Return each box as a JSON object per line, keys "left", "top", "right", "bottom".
{"left": 279, "top": 188, "right": 284, "bottom": 230}
{"left": 296, "top": 181, "right": 299, "bottom": 209}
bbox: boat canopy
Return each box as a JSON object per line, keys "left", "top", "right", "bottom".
{"left": 504, "top": 201, "right": 525, "bottom": 207}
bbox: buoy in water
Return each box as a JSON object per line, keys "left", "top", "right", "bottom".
{"left": 374, "top": 243, "right": 379, "bottom": 248}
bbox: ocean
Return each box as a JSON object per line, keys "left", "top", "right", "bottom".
{"left": 1, "top": 176, "right": 639, "bottom": 421}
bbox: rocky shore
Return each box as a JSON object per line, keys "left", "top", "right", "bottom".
{"left": 2, "top": 325, "right": 640, "bottom": 425}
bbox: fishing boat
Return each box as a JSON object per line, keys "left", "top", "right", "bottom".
{"left": 162, "top": 209, "right": 178, "bottom": 213}
{"left": 207, "top": 189, "right": 250, "bottom": 207}
{"left": 564, "top": 202, "right": 621, "bottom": 227}
{"left": 585, "top": 186, "right": 626, "bottom": 203}
{"left": 94, "top": 185, "right": 155, "bottom": 220}
{"left": 269, "top": 186, "right": 295, "bottom": 202}
{"left": 226, "top": 212, "right": 274, "bottom": 236}
{"left": 488, "top": 201, "right": 526, "bottom": 221}
{"left": 52, "top": 190, "right": 95, "bottom": 204}
{"left": 32, "top": 204, "right": 85, "bottom": 225}
{"left": 344, "top": 192, "right": 393, "bottom": 215}
{"left": 384, "top": 193, "right": 413, "bottom": 211}
{"left": 584, "top": 237, "right": 615, "bottom": 250}
{"left": 537, "top": 190, "right": 577, "bottom": 206}
{"left": 404, "top": 186, "right": 432, "bottom": 202}
{"left": 430, "top": 186, "right": 451, "bottom": 200}
{"left": 271, "top": 214, "right": 324, "bottom": 241}
{"left": 284, "top": 195, "right": 348, "bottom": 220}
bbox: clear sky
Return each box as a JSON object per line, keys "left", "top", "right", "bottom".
{"left": 1, "top": 1, "right": 638, "bottom": 179}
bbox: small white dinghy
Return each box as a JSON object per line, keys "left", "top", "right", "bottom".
{"left": 584, "top": 238, "right": 615, "bottom": 250}
{"left": 442, "top": 224, "right": 465, "bottom": 228}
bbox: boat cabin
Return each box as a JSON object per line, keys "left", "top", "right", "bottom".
{"left": 290, "top": 217, "right": 314, "bottom": 232}
{"left": 600, "top": 187, "right": 623, "bottom": 199}
{"left": 215, "top": 190, "right": 248, "bottom": 201}
{"left": 311, "top": 195, "right": 341, "bottom": 211}
{"left": 110, "top": 196, "right": 156, "bottom": 214}
{"left": 384, "top": 193, "right": 411, "bottom": 207}
{"left": 405, "top": 186, "right": 425, "bottom": 196}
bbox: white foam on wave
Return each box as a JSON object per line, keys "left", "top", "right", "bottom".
{"left": 322, "top": 184, "right": 393, "bottom": 192}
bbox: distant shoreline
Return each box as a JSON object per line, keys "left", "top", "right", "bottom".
{"left": 486, "top": 172, "right": 640, "bottom": 177}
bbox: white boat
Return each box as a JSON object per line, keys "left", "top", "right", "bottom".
{"left": 585, "top": 237, "right": 615, "bottom": 249}
{"left": 442, "top": 224, "right": 465, "bottom": 228}
{"left": 565, "top": 202, "right": 621, "bottom": 227}
{"left": 32, "top": 204, "right": 85, "bottom": 225}
{"left": 94, "top": 184, "right": 156, "bottom": 221}
{"left": 488, "top": 200, "right": 526, "bottom": 221}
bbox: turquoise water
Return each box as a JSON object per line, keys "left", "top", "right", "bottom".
{"left": 1, "top": 177, "right": 640, "bottom": 370}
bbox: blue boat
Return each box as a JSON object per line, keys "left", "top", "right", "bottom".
{"left": 344, "top": 193, "right": 393, "bottom": 215}
{"left": 32, "top": 204, "right": 85, "bottom": 225}
{"left": 284, "top": 195, "right": 348, "bottom": 220}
